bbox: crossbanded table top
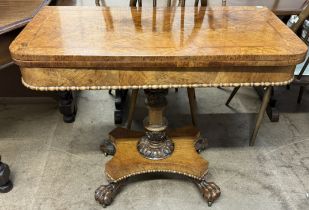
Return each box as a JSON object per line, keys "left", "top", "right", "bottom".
{"left": 10, "top": 6, "right": 307, "bottom": 68}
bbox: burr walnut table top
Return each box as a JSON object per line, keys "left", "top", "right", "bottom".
{"left": 10, "top": 6, "right": 307, "bottom": 68}
{"left": 9, "top": 6, "right": 307, "bottom": 90}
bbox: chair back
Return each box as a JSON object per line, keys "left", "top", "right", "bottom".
{"left": 290, "top": 4, "right": 309, "bottom": 33}
{"left": 129, "top": 0, "right": 223, "bottom": 7}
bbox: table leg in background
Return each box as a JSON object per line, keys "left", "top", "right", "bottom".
{"left": 250, "top": 87, "right": 272, "bottom": 146}
{"left": 58, "top": 91, "right": 77, "bottom": 123}
{"left": 0, "top": 156, "right": 13, "bottom": 193}
{"left": 254, "top": 86, "right": 279, "bottom": 122}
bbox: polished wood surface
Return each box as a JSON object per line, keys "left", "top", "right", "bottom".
{"left": 106, "top": 127, "right": 208, "bottom": 182}
{"left": 20, "top": 66, "right": 295, "bottom": 91}
{"left": 10, "top": 6, "right": 307, "bottom": 69}
{"left": 0, "top": 0, "right": 51, "bottom": 35}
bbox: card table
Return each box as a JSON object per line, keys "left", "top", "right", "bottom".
{"left": 10, "top": 6, "right": 307, "bottom": 207}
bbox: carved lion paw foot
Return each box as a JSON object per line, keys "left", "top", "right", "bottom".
{"left": 196, "top": 180, "right": 221, "bottom": 206}
{"left": 194, "top": 137, "right": 208, "bottom": 153}
{"left": 95, "top": 182, "right": 122, "bottom": 207}
{"left": 100, "top": 139, "right": 116, "bottom": 156}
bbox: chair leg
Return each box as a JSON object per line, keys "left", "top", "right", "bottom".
{"left": 167, "top": 0, "right": 171, "bottom": 7}
{"left": 129, "top": 0, "right": 137, "bottom": 6}
{"left": 187, "top": 88, "right": 197, "bottom": 126}
{"left": 225, "top": 87, "right": 240, "bottom": 106}
{"left": 249, "top": 87, "right": 272, "bottom": 146}
{"left": 295, "top": 56, "right": 309, "bottom": 104}
{"left": 138, "top": 0, "right": 142, "bottom": 7}
{"left": 179, "top": 0, "right": 186, "bottom": 7}
{"left": 297, "top": 56, "right": 309, "bottom": 80}
{"left": 193, "top": 88, "right": 196, "bottom": 99}
{"left": 127, "top": 89, "right": 139, "bottom": 129}
{"left": 202, "top": 0, "right": 208, "bottom": 6}
{"left": 297, "top": 86, "right": 305, "bottom": 104}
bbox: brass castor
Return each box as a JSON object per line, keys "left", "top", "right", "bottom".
{"left": 100, "top": 139, "right": 116, "bottom": 156}
{"left": 195, "top": 137, "right": 208, "bottom": 153}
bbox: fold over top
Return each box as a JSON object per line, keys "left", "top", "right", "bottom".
{"left": 10, "top": 6, "right": 307, "bottom": 68}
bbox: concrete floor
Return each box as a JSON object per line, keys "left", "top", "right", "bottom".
{"left": 0, "top": 84, "right": 309, "bottom": 210}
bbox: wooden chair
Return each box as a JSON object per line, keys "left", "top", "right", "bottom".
{"left": 296, "top": 57, "right": 309, "bottom": 103}
{"left": 125, "top": 0, "right": 211, "bottom": 129}
{"left": 225, "top": 4, "right": 309, "bottom": 106}
{"left": 293, "top": 8, "right": 309, "bottom": 103}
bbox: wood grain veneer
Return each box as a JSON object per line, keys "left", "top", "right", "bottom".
{"left": 20, "top": 66, "right": 295, "bottom": 91}
{"left": 105, "top": 127, "right": 208, "bottom": 182}
{"left": 9, "top": 6, "right": 307, "bottom": 90}
{"left": 10, "top": 6, "right": 307, "bottom": 67}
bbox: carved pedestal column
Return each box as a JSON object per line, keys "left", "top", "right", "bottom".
{"left": 95, "top": 89, "right": 220, "bottom": 207}
{"left": 137, "top": 89, "right": 174, "bottom": 160}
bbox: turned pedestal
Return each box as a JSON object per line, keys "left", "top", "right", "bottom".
{"left": 97, "top": 89, "right": 220, "bottom": 207}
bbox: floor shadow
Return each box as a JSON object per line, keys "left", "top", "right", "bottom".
{"left": 274, "top": 85, "right": 309, "bottom": 113}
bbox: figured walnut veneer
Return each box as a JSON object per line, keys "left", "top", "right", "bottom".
{"left": 10, "top": 7, "right": 306, "bottom": 67}
{"left": 20, "top": 66, "right": 295, "bottom": 91}
{"left": 9, "top": 6, "right": 307, "bottom": 90}
{"left": 105, "top": 127, "right": 208, "bottom": 182}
